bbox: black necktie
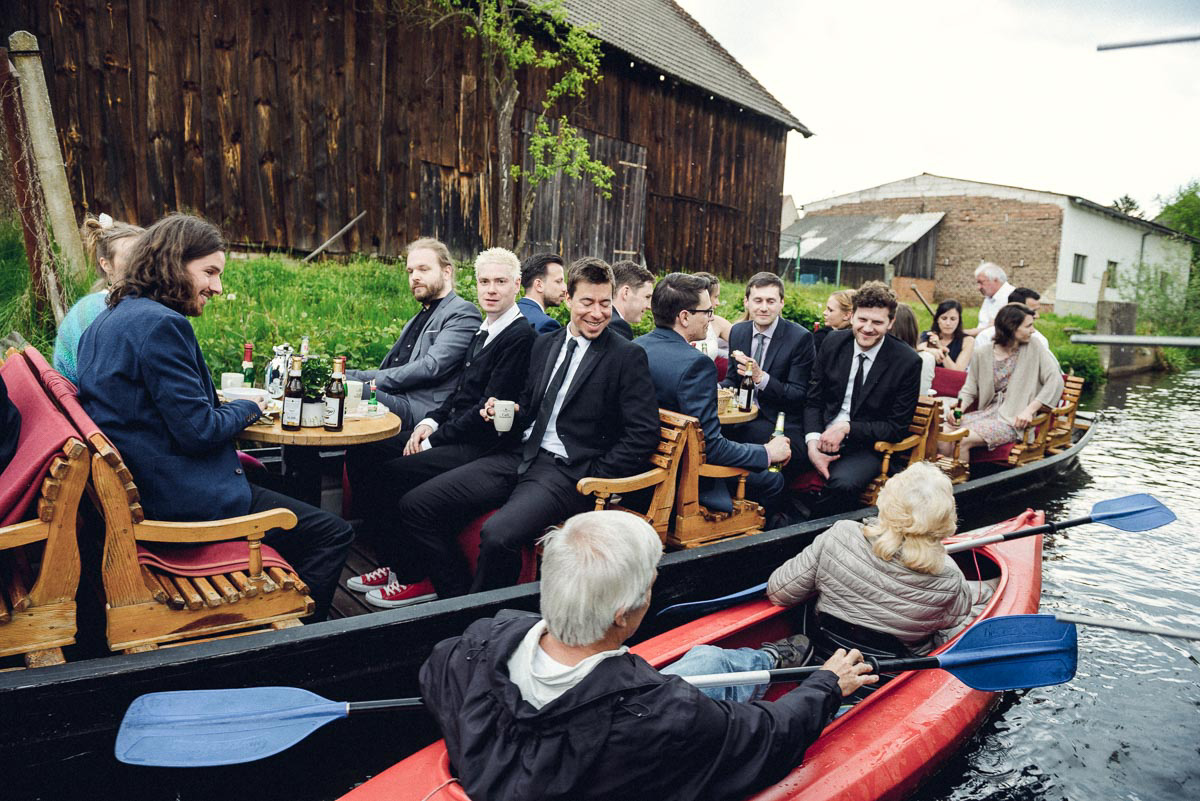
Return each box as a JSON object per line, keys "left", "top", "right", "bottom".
{"left": 466, "top": 329, "right": 487, "bottom": 364}
{"left": 752, "top": 332, "right": 766, "bottom": 366}
{"left": 519, "top": 337, "right": 579, "bottom": 474}
{"left": 851, "top": 353, "right": 868, "bottom": 411}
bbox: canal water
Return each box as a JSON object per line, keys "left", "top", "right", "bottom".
{"left": 14, "top": 370, "right": 1199, "bottom": 801}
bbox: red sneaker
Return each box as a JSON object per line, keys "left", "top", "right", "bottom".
{"left": 345, "top": 566, "right": 394, "bottom": 593}
{"left": 365, "top": 579, "right": 438, "bottom": 609}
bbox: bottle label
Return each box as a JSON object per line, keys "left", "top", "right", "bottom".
{"left": 737, "top": 387, "right": 751, "bottom": 410}
{"left": 324, "top": 396, "right": 344, "bottom": 425}
{"left": 282, "top": 397, "right": 302, "bottom": 425}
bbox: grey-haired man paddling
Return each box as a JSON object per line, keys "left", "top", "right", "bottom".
{"left": 419, "top": 511, "right": 874, "bottom": 801}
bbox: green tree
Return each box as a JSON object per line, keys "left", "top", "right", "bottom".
{"left": 1156, "top": 179, "right": 1200, "bottom": 240}
{"left": 1110, "top": 194, "right": 1143, "bottom": 218}
{"left": 401, "top": 0, "right": 614, "bottom": 252}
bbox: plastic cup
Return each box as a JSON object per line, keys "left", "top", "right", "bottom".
{"left": 493, "top": 400, "right": 516, "bottom": 433}
{"left": 346, "top": 380, "right": 364, "bottom": 409}
{"left": 220, "top": 373, "right": 245, "bottom": 391}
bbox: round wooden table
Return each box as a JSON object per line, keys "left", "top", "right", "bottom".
{"left": 718, "top": 404, "right": 759, "bottom": 426}
{"left": 238, "top": 409, "right": 401, "bottom": 507}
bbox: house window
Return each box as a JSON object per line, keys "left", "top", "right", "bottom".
{"left": 1071, "top": 254, "right": 1087, "bottom": 284}
{"left": 1106, "top": 260, "right": 1119, "bottom": 289}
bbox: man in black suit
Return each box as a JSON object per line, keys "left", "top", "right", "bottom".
{"left": 609, "top": 260, "right": 654, "bottom": 339}
{"left": 636, "top": 273, "right": 790, "bottom": 517}
{"left": 721, "top": 272, "right": 815, "bottom": 470}
{"left": 392, "top": 258, "right": 661, "bottom": 598}
{"left": 803, "top": 281, "right": 921, "bottom": 511}
{"left": 345, "top": 248, "right": 536, "bottom": 605}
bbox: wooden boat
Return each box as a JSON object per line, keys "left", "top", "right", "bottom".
{"left": 340, "top": 509, "right": 1045, "bottom": 801}
{"left": 0, "top": 420, "right": 1092, "bottom": 788}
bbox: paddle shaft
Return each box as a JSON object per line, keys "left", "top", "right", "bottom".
{"left": 682, "top": 656, "right": 939, "bottom": 689}
{"left": 1055, "top": 613, "right": 1200, "bottom": 641}
{"left": 349, "top": 698, "right": 425, "bottom": 713}
{"left": 945, "top": 514, "right": 1093, "bottom": 553}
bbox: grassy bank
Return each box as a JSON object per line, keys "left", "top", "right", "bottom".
{"left": 0, "top": 234, "right": 1099, "bottom": 386}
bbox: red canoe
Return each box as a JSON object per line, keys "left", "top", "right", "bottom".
{"left": 340, "top": 510, "right": 1044, "bottom": 801}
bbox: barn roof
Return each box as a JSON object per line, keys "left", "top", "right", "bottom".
{"left": 561, "top": 0, "right": 810, "bottom": 134}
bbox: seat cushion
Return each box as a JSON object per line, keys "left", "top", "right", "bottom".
{"left": 931, "top": 367, "right": 967, "bottom": 398}
{"left": 0, "top": 355, "right": 75, "bottom": 526}
{"left": 136, "top": 541, "right": 296, "bottom": 577}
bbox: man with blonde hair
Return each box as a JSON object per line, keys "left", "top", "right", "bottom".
{"left": 420, "top": 510, "right": 876, "bottom": 801}
{"left": 347, "top": 236, "right": 481, "bottom": 427}
{"left": 966, "top": 262, "right": 1015, "bottom": 336}
{"left": 346, "top": 246, "right": 536, "bottom": 607}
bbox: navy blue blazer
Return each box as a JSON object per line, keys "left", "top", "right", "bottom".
{"left": 637, "top": 327, "right": 767, "bottom": 510}
{"left": 77, "top": 297, "right": 262, "bottom": 521}
{"left": 721, "top": 318, "right": 815, "bottom": 421}
{"left": 516, "top": 297, "right": 563, "bottom": 335}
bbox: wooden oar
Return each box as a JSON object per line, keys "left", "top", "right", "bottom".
{"left": 658, "top": 494, "right": 1173, "bottom": 617}
{"left": 114, "top": 614, "right": 1076, "bottom": 768}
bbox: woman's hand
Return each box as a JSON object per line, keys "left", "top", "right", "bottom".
{"left": 1013, "top": 402, "right": 1040, "bottom": 429}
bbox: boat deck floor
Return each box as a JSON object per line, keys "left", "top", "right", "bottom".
{"left": 330, "top": 537, "right": 390, "bottom": 619}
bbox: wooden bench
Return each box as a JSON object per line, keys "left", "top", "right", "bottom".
{"left": 20, "top": 346, "right": 314, "bottom": 653}
{"left": 0, "top": 348, "right": 87, "bottom": 667}
{"left": 1046, "top": 374, "right": 1086, "bottom": 454}
{"left": 669, "top": 417, "right": 764, "bottom": 548}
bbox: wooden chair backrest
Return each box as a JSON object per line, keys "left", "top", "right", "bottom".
{"left": 644, "top": 410, "right": 694, "bottom": 532}
{"left": 89, "top": 439, "right": 154, "bottom": 607}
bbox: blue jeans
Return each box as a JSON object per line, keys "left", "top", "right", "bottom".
{"left": 661, "top": 645, "right": 773, "bottom": 703}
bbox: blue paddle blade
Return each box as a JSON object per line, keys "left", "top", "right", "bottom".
{"left": 656, "top": 581, "right": 769, "bottom": 617}
{"left": 1090, "top": 493, "right": 1174, "bottom": 532}
{"left": 938, "top": 614, "right": 1077, "bottom": 692}
{"left": 116, "top": 687, "right": 348, "bottom": 767}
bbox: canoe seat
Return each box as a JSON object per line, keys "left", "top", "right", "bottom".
{"left": 0, "top": 348, "right": 87, "bottom": 667}
{"left": 668, "top": 414, "right": 763, "bottom": 548}
{"left": 803, "top": 607, "right": 913, "bottom": 701}
{"left": 1046, "top": 374, "right": 1085, "bottom": 454}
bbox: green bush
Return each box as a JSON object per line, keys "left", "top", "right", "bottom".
{"left": 1051, "top": 344, "right": 1104, "bottom": 388}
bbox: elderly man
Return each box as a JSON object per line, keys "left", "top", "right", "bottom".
{"left": 965, "top": 262, "right": 1015, "bottom": 336}
{"left": 345, "top": 248, "right": 536, "bottom": 607}
{"left": 420, "top": 510, "right": 875, "bottom": 801}
{"left": 974, "top": 287, "right": 1050, "bottom": 349}
{"left": 636, "top": 273, "right": 792, "bottom": 523}
{"left": 609, "top": 260, "right": 654, "bottom": 339}
{"left": 347, "top": 237, "right": 481, "bottom": 428}
{"left": 517, "top": 253, "right": 567, "bottom": 334}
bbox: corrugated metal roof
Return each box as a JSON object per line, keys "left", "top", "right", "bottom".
{"left": 560, "top": 0, "right": 810, "bottom": 134}
{"left": 779, "top": 213, "right": 944, "bottom": 262}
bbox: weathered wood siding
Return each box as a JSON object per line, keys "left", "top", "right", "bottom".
{"left": 7, "top": 0, "right": 789, "bottom": 277}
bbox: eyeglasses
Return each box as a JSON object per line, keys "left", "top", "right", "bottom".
{"left": 686, "top": 307, "right": 715, "bottom": 318}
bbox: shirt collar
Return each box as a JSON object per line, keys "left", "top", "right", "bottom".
{"left": 481, "top": 303, "right": 522, "bottom": 334}
{"left": 752, "top": 316, "right": 780, "bottom": 340}
{"left": 854, "top": 337, "right": 885, "bottom": 361}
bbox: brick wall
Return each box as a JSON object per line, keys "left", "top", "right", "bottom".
{"left": 807, "top": 196, "right": 1062, "bottom": 306}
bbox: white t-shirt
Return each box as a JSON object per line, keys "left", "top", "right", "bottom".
{"left": 976, "top": 282, "right": 1015, "bottom": 330}
{"left": 506, "top": 620, "right": 628, "bottom": 709}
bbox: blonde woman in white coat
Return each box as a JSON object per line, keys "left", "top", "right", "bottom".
{"left": 941, "top": 303, "right": 1064, "bottom": 456}
{"left": 767, "top": 462, "right": 988, "bottom": 654}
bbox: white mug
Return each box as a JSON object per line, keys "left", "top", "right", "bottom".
{"left": 493, "top": 400, "right": 516, "bottom": 433}
{"left": 220, "top": 373, "right": 245, "bottom": 391}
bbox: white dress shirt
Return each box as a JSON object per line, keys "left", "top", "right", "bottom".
{"left": 977, "top": 282, "right": 1015, "bottom": 330}
{"left": 806, "top": 337, "right": 885, "bottom": 443}
{"left": 749, "top": 316, "right": 780, "bottom": 391}
{"left": 522, "top": 327, "right": 590, "bottom": 460}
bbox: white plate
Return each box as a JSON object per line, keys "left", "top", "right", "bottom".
{"left": 222, "top": 387, "right": 270, "bottom": 403}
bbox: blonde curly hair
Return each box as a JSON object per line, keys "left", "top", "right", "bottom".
{"left": 863, "top": 461, "right": 957, "bottom": 574}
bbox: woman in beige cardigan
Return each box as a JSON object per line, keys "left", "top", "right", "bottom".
{"left": 941, "top": 303, "right": 1064, "bottom": 456}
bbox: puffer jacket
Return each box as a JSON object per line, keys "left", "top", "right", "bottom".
{"left": 767, "top": 519, "right": 988, "bottom": 652}
{"left": 419, "top": 612, "right": 842, "bottom": 801}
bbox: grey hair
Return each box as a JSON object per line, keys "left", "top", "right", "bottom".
{"left": 975, "top": 261, "right": 1007, "bottom": 283}
{"left": 474, "top": 247, "right": 521, "bottom": 281}
{"left": 539, "top": 511, "right": 663, "bottom": 647}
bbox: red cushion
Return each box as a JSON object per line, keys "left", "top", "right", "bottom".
{"left": 931, "top": 367, "right": 967, "bottom": 398}
{"left": 714, "top": 356, "right": 729, "bottom": 384}
{"left": 789, "top": 470, "right": 827, "bottom": 494}
{"left": 0, "top": 355, "right": 76, "bottom": 526}
{"left": 136, "top": 541, "right": 296, "bottom": 577}
{"left": 971, "top": 443, "right": 1014, "bottom": 464}
{"left": 22, "top": 346, "right": 103, "bottom": 441}
{"left": 456, "top": 510, "right": 538, "bottom": 585}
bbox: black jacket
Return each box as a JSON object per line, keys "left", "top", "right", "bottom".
{"left": 426, "top": 317, "right": 535, "bottom": 448}
{"left": 420, "top": 613, "right": 842, "bottom": 801}
{"left": 804, "top": 328, "right": 922, "bottom": 447}
{"left": 0, "top": 373, "right": 20, "bottom": 473}
{"left": 608, "top": 309, "right": 634, "bottom": 340}
{"left": 721, "top": 318, "right": 815, "bottom": 421}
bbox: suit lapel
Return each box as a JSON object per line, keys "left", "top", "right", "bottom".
{"left": 560, "top": 329, "right": 608, "bottom": 409}
{"left": 536, "top": 329, "right": 569, "bottom": 400}
{"left": 850, "top": 337, "right": 893, "bottom": 416}
{"left": 761, "top": 321, "right": 791, "bottom": 376}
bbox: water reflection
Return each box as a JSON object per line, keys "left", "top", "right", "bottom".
{"left": 926, "top": 368, "right": 1200, "bottom": 801}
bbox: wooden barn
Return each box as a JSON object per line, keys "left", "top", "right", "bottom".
{"left": 3, "top": 0, "right": 808, "bottom": 276}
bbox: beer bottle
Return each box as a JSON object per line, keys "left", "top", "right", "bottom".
{"left": 952, "top": 405, "right": 963, "bottom": 426}
{"left": 737, "top": 359, "right": 755, "bottom": 413}
{"left": 241, "top": 343, "right": 255, "bottom": 388}
{"left": 281, "top": 356, "right": 304, "bottom": 431}
{"left": 324, "top": 356, "right": 347, "bottom": 432}
{"left": 768, "top": 412, "right": 786, "bottom": 473}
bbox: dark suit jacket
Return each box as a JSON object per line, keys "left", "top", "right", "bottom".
{"left": 511, "top": 326, "right": 659, "bottom": 479}
{"left": 721, "top": 318, "right": 815, "bottom": 423}
{"left": 427, "top": 316, "right": 535, "bottom": 448}
{"left": 0, "top": 372, "right": 19, "bottom": 473}
{"left": 516, "top": 297, "right": 563, "bottom": 335}
{"left": 609, "top": 309, "right": 634, "bottom": 340}
{"left": 77, "top": 297, "right": 262, "bottom": 521}
{"left": 803, "top": 328, "right": 922, "bottom": 448}
{"left": 637, "top": 327, "right": 767, "bottom": 510}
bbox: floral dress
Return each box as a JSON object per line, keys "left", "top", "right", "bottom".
{"left": 961, "top": 350, "right": 1020, "bottom": 448}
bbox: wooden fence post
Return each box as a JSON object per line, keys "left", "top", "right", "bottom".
{"left": 8, "top": 31, "right": 87, "bottom": 284}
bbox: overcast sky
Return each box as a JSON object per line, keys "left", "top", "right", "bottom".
{"left": 675, "top": 0, "right": 1199, "bottom": 217}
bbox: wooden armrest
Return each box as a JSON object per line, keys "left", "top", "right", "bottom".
{"left": 698, "top": 464, "right": 751, "bottom": 479}
{"left": 874, "top": 433, "right": 921, "bottom": 454}
{"left": 577, "top": 467, "right": 667, "bottom": 496}
{"left": 0, "top": 519, "right": 49, "bottom": 550}
{"left": 938, "top": 428, "right": 970, "bottom": 442}
{"left": 133, "top": 508, "right": 299, "bottom": 543}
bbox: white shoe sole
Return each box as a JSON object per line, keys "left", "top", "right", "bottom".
{"left": 346, "top": 571, "right": 393, "bottom": 593}
{"left": 364, "top": 591, "right": 438, "bottom": 609}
